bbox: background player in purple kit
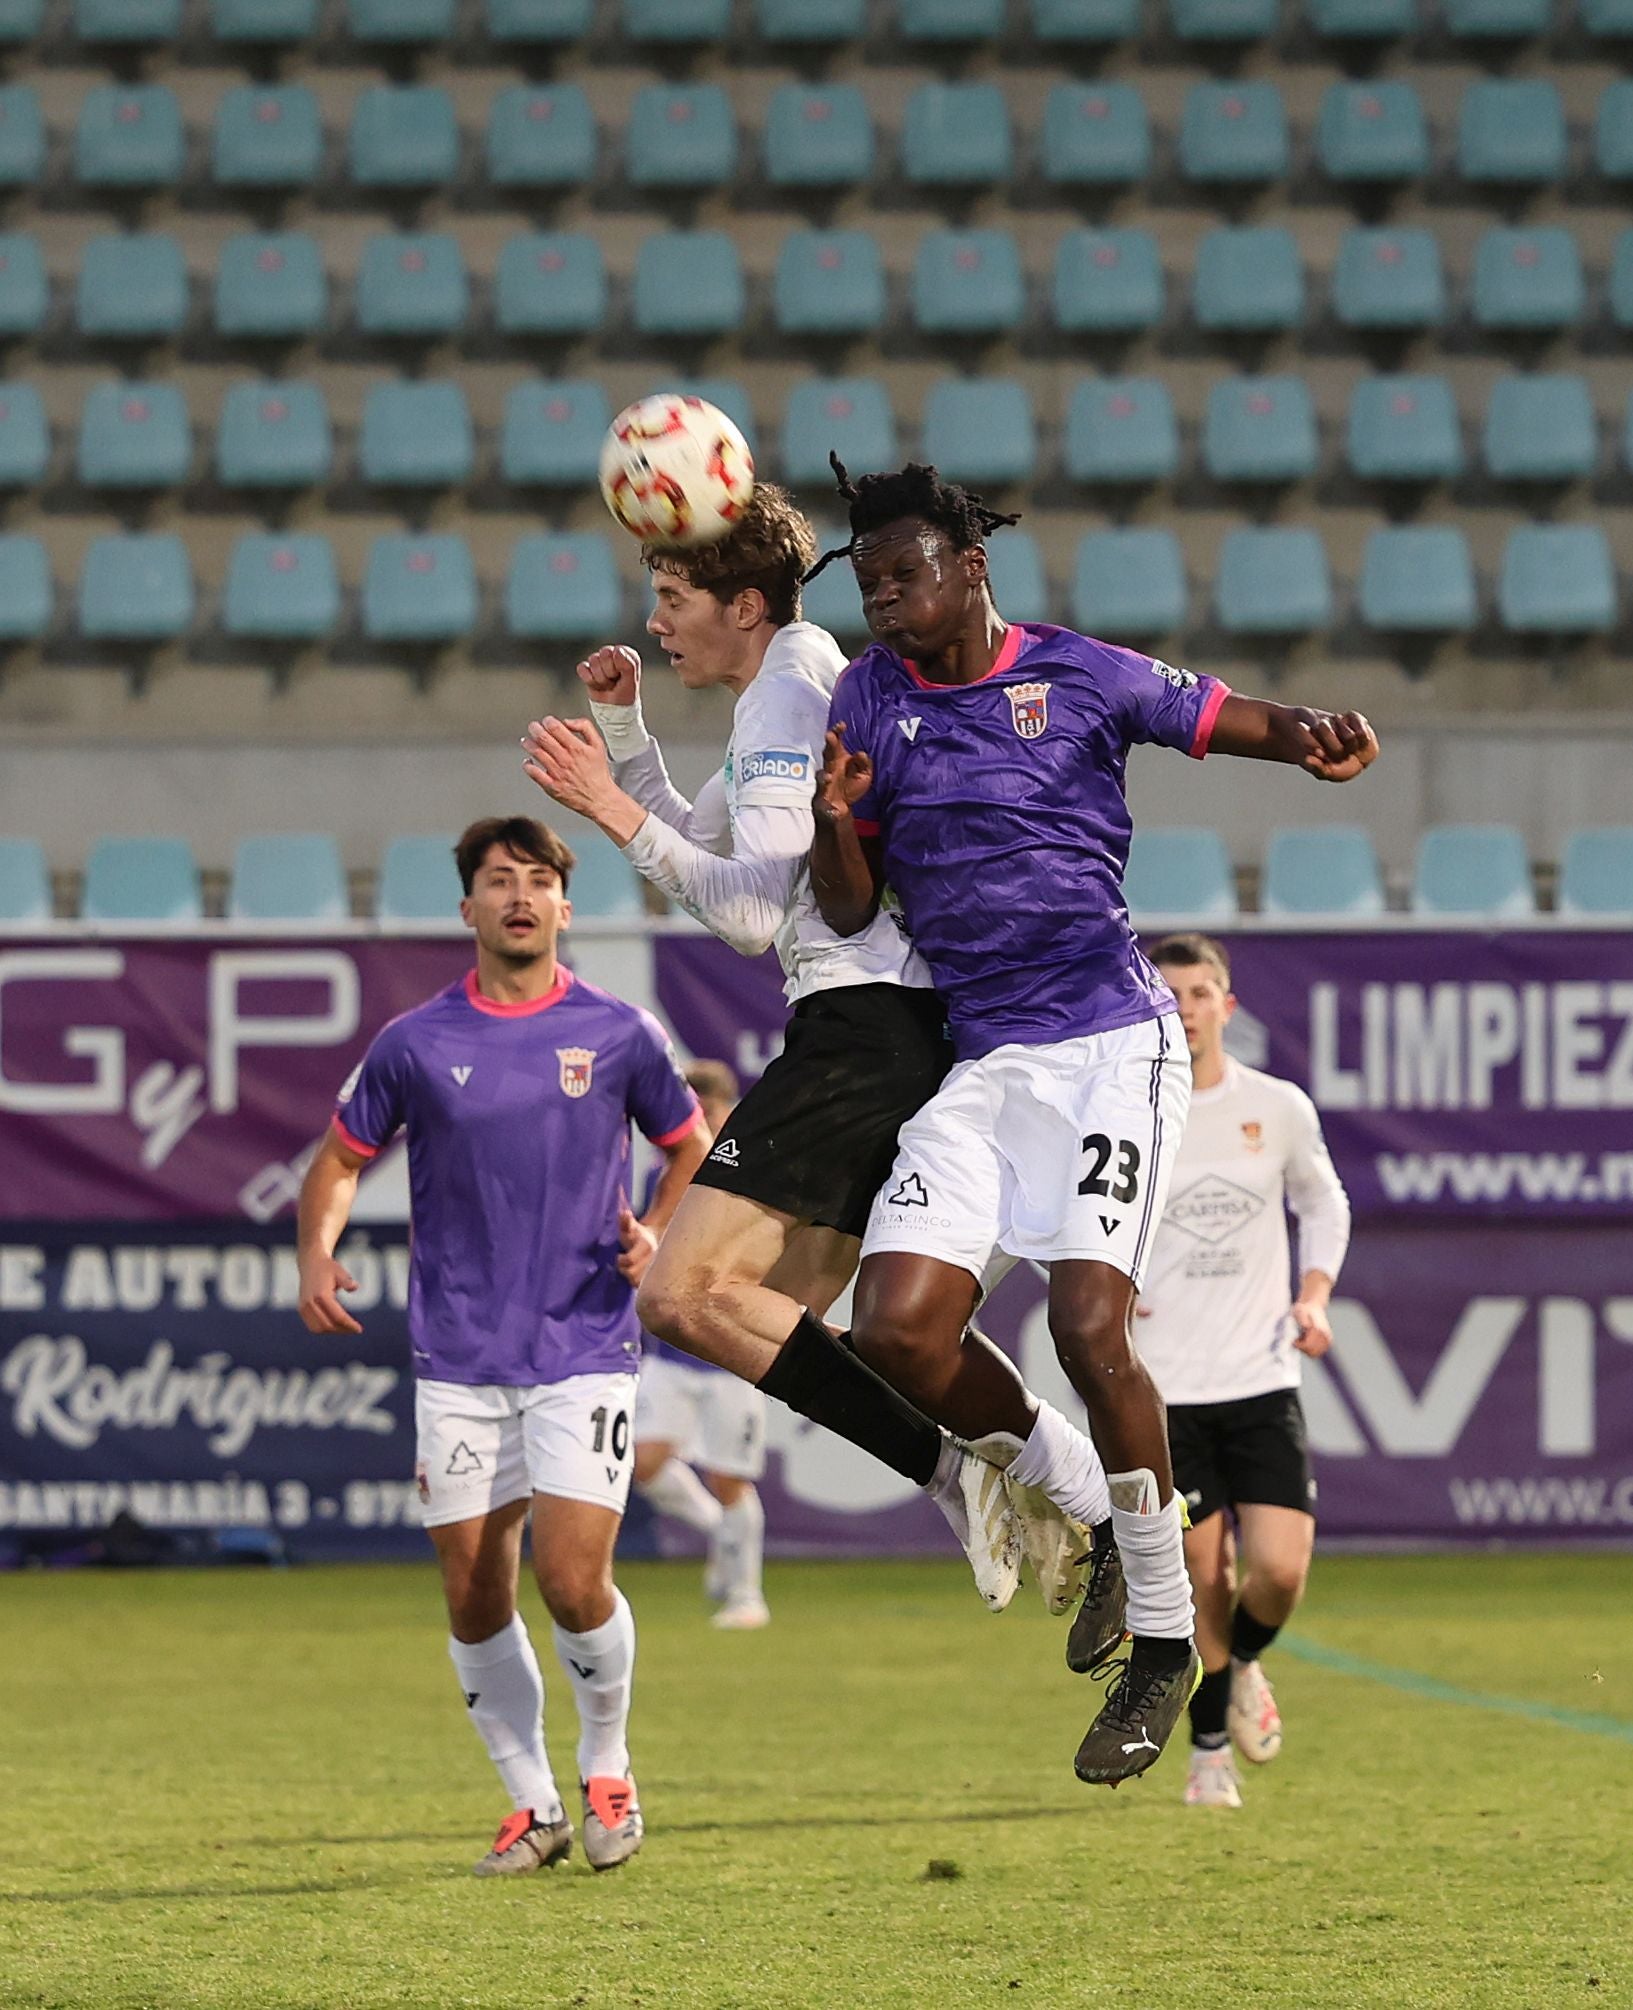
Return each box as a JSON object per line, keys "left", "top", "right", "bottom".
{"left": 808, "top": 458, "right": 1378, "bottom": 1788}
{"left": 295, "top": 816, "right": 708, "bottom": 1877}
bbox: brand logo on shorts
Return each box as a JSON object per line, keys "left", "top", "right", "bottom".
{"left": 887, "top": 1172, "right": 929, "bottom": 1208}
{"left": 446, "top": 1441, "right": 483, "bottom": 1477}
{"left": 1098, "top": 1215, "right": 1120, "bottom": 1238}
{"left": 451, "top": 1064, "right": 473, "bottom": 1086}
{"left": 898, "top": 716, "right": 922, "bottom": 743}
{"left": 1006, "top": 681, "right": 1051, "bottom": 741}
{"left": 557, "top": 1047, "right": 596, "bottom": 1098}
{"left": 708, "top": 1138, "right": 739, "bottom": 1166}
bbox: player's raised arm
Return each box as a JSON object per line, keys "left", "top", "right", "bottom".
{"left": 296, "top": 1126, "right": 369, "bottom": 1334}
{"left": 1205, "top": 697, "right": 1379, "bottom": 783}
{"left": 809, "top": 724, "right": 883, "bottom": 937}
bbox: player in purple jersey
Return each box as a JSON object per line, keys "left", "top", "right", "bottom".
{"left": 807, "top": 459, "right": 1378, "bottom": 1787}
{"left": 296, "top": 817, "right": 708, "bottom": 1877}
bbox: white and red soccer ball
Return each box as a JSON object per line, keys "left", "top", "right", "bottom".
{"left": 599, "top": 393, "right": 755, "bottom": 549}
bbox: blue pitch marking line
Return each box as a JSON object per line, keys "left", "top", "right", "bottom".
{"left": 1281, "top": 1635, "right": 1633, "bottom": 1747}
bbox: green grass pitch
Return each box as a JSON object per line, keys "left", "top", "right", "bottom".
{"left": 3, "top": 1553, "right": 1629, "bottom": 2009}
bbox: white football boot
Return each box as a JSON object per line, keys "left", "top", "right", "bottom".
{"left": 711, "top": 1596, "right": 771, "bottom": 1631}
{"left": 927, "top": 1437, "right": 1022, "bottom": 1612}
{"left": 472, "top": 1808, "right": 573, "bottom": 1876}
{"left": 1184, "top": 1746, "right": 1243, "bottom": 1808}
{"left": 582, "top": 1776, "right": 644, "bottom": 1871}
{"left": 1228, "top": 1658, "right": 1284, "bottom": 1764}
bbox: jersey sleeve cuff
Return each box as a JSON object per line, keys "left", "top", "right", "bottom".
{"left": 647, "top": 1100, "right": 705, "bottom": 1149}
{"left": 331, "top": 1115, "right": 380, "bottom": 1160}
{"left": 1189, "top": 680, "right": 1231, "bottom": 759}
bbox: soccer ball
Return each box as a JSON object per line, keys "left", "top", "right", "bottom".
{"left": 599, "top": 394, "right": 755, "bottom": 549}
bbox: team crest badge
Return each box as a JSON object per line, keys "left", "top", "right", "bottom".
{"left": 557, "top": 1047, "right": 596, "bottom": 1098}
{"left": 1241, "top": 1121, "right": 1264, "bottom": 1153}
{"left": 1006, "top": 681, "right": 1051, "bottom": 741}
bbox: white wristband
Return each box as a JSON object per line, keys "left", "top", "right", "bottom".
{"left": 590, "top": 698, "right": 651, "bottom": 764}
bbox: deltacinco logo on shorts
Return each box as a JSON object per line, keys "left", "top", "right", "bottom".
{"left": 1006, "top": 682, "right": 1050, "bottom": 740}
{"left": 557, "top": 1047, "right": 596, "bottom": 1097}
{"left": 738, "top": 748, "right": 813, "bottom": 785}
{"left": 887, "top": 1172, "right": 929, "bottom": 1207}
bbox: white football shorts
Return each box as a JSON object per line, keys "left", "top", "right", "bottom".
{"left": 860, "top": 1016, "right": 1191, "bottom": 1288}
{"left": 635, "top": 1354, "right": 768, "bottom": 1481}
{"left": 414, "top": 1372, "right": 638, "bottom": 1528}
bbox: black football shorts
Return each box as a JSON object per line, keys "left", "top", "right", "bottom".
{"left": 1165, "top": 1387, "right": 1317, "bottom": 1525}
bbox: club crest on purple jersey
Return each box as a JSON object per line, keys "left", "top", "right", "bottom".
{"left": 1006, "top": 681, "right": 1051, "bottom": 741}
{"left": 557, "top": 1046, "right": 596, "bottom": 1097}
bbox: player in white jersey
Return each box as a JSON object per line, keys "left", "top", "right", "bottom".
{"left": 1130, "top": 935, "right": 1351, "bottom": 1809}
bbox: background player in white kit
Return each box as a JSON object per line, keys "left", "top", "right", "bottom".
{"left": 1136, "top": 934, "right": 1351, "bottom": 1810}
{"left": 296, "top": 817, "right": 709, "bottom": 1876}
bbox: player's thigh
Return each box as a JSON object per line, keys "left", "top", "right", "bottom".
{"left": 764, "top": 1223, "right": 860, "bottom": 1320}
{"left": 1236, "top": 1501, "right": 1316, "bottom": 1598}
{"left": 427, "top": 1496, "right": 530, "bottom": 1637}
{"left": 643, "top": 1183, "right": 799, "bottom": 1298}
{"left": 415, "top": 1380, "right": 532, "bottom": 1533}
{"left": 520, "top": 1371, "right": 639, "bottom": 1518}
{"left": 697, "top": 1374, "right": 768, "bottom": 1482}
{"left": 859, "top": 1057, "right": 1004, "bottom": 1285}
{"left": 529, "top": 1491, "right": 623, "bottom": 1616}
{"left": 634, "top": 1353, "right": 702, "bottom": 1460}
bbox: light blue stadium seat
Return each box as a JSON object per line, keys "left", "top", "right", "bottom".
{"left": 363, "top": 534, "right": 477, "bottom": 642}
{"left": 1313, "top": 0, "right": 1415, "bottom": 27}
{"left": 921, "top": 379, "right": 1036, "bottom": 485}
{"left": 1558, "top": 829, "right": 1633, "bottom": 919}
{"left": 1498, "top": 526, "right": 1617, "bottom": 633}
{"left": 0, "top": 0, "right": 43, "bottom": 38}
{"left": 213, "top": 85, "right": 322, "bottom": 188}
{"left": 1596, "top": 83, "right": 1633, "bottom": 179}
{"left": 1316, "top": 83, "right": 1428, "bottom": 182}
{"left": 350, "top": 87, "right": 459, "bottom": 188}
{"left": 0, "top": 87, "right": 43, "bottom": 187}
{"left": 1170, "top": 0, "right": 1277, "bottom": 38}
{"left": 764, "top": 85, "right": 873, "bottom": 188}
{"left": 1262, "top": 827, "right": 1386, "bottom": 918}
{"left": 624, "top": 0, "right": 730, "bottom": 35}
{"left": 758, "top": 0, "right": 865, "bottom": 35}
{"left": 1193, "top": 227, "right": 1303, "bottom": 332}
{"left": 566, "top": 834, "right": 644, "bottom": 920}
{"left": 0, "top": 235, "right": 45, "bottom": 335}
{"left": 213, "top": 0, "right": 319, "bottom": 34}
{"left": 83, "top": 839, "right": 201, "bottom": 923}
{"left": 1072, "top": 529, "right": 1187, "bottom": 637}
{"left": 347, "top": 0, "right": 457, "bottom": 35}
{"left": 1054, "top": 229, "right": 1164, "bottom": 333}
{"left": 486, "top": 0, "right": 590, "bottom": 33}
{"left": 902, "top": 84, "right": 1013, "bottom": 187}
{"left": 633, "top": 232, "right": 743, "bottom": 337}
{"left": 1179, "top": 82, "right": 1289, "bottom": 183}
{"left": 223, "top": 533, "right": 340, "bottom": 640}
{"left": 495, "top": 233, "right": 605, "bottom": 336}
{"left": 1443, "top": 0, "right": 1548, "bottom": 33}
{"left": 506, "top": 533, "right": 621, "bottom": 641}
{"left": 377, "top": 835, "right": 463, "bottom": 924}
{"left": 1202, "top": 377, "right": 1317, "bottom": 484}
{"left": 1472, "top": 228, "right": 1584, "bottom": 332}
{"left": 76, "top": 0, "right": 181, "bottom": 38}
{"left": 215, "top": 232, "right": 327, "bottom": 339}
{"left": 1033, "top": 0, "right": 1140, "bottom": 33}
{"left": 985, "top": 533, "right": 1049, "bottom": 624}
{"left": 1065, "top": 378, "right": 1179, "bottom": 485}
{"left": 486, "top": 85, "right": 594, "bottom": 189}
{"left": 355, "top": 234, "right": 468, "bottom": 337}
{"left": 1412, "top": 826, "right": 1534, "bottom": 918}
{"left": 77, "top": 235, "right": 187, "bottom": 340}
{"left": 1124, "top": 830, "right": 1238, "bottom": 924}
{"left": 217, "top": 381, "right": 331, "bottom": 486}
{"left": 1332, "top": 228, "right": 1445, "bottom": 330}
{"left": 627, "top": 85, "right": 736, "bottom": 190}
{"left": 75, "top": 85, "right": 184, "bottom": 187}
{"left": 914, "top": 231, "right": 1024, "bottom": 336}
{"left": 774, "top": 230, "right": 886, "bottom": 336}
{"left": 360, "top": 380, "right": 474, "bottom": 488}
{"left": 1359, "top": 526, "right": 1477, "bottom": 632}
{"left": 0, "top": 838, "right": 50, "bottom": 922}
{"left": 1583, "top": 0, "right": 1633, "bottom": 28}
{"left": 500, "top": 380, "right": 610, "bottom": 486}
{"left": 0, "top": 536, "right": 51, "bottom": 637}
{"left": 647, "top": 378, "right": 755, "bottom": 446}
{"left": 230, "top": 835, "right": 348, "bottom": 923}
{"left": 899, "top": 0, "right": 1004, "bottom": 35}
{"left": 1459, "top": 80, "right": 1565, "bottom": 185}
{"left": 79, "top": 534, "right": 193, "bottom": 640}
{"left": 77, "top": 381, "right": 191, "bottom": 488}
{"left": 1612, "top": 232, "right": 1633, "bottom": 328}
{"left": 782, "top": 377, "right": 896, "bottom": 485}
{"left": 0, "top": 384, "right": 48, "bottom": 484}
{"left": 1216, "top": 528, "right": 1333, "bottom": 635}
{"left": 1042, "top": 84, "right": 1151, "bottom": 187}
{"left": 1346, "top": 375, "right": 1462, "bottom": 481}
{"left": 1483, "top": 375, "right": 1596, "bottom": 482}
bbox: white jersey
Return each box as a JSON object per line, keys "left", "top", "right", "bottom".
{"left": 1134, "top": 1059, "right": 1351, "bottom": 1407}
{"left": 595, "top": 622, "right": 930, "bottom": 1003}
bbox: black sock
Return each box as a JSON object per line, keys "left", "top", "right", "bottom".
{"left": 1231, "top": 1600, "right": 1281, "bottom": 1663}
{"left": 1189, "top": 1665, "right": 1230, "bottom": 1748}
{"left": 758, "top": 1310, "right": 942, "bottom": 1488}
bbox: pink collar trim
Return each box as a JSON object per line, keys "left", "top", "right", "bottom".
{"left": 901, "top": 622, "right": 1027, "bottom": 691}
{"left": 463, "top": 966, "right": 573, "bottom": 1018}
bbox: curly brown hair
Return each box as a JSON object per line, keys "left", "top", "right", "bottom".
{"left": 643, "top": 483, "right": 817, "bottom": 628}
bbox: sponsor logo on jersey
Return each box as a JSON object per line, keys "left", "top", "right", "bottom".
{"left": 557, "top": 1047, "right": 596, "bottom": 1098}
{"left": 1006, "top": 681, "right": 1051, "bottom": 741}
{"left": 738, "top": 748, "right": 813, "bottom": 786}
{"left": 1167, "top": 1174, "right": 1266, "bottom": 1246}
{"left": 1149, "top": 658, "right": 1199, "bottom": 690}
{"left": 898, "top": 716, "right": 922, "bottom": 743}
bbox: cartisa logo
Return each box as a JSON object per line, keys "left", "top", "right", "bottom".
{"left": 738, "top": 748, "right": 812, "bottom": 786}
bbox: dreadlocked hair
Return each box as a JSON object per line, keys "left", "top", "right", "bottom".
{"left": 802, "top": 453, "right": 1023, "bottom": 584}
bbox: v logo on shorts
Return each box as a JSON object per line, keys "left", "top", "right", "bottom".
{"left": 1098, "top": 1215, "right": 1120, "bottom": 1237}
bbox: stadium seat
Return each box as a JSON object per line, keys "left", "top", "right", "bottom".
{"left": 0, "top": 0, "right": 43, "bottom": 38}
{"left": 75, "top": 0, "right": 181, "bottom": 39}
{"left": 913, "top": 231, "right": 1024, "bottom": 337}
{"left": 355, "top": 234, "right": 468, "bottom": 337}
{"left": 627, "top": 86, "right": 736, "bottom": 190}
{"left": 1346, "top": 375, "right": 1462, "bottom": 481}
{"left": 648, "top": 378, "right": 755, "bottom": 446}
{"left": 1625, "top": 390, "right": 1633, "bottom": 472}
{"left": 500, "top": 380, "right": 610, "bottom": 486}
{"left": 782, "top": 378, "right": 896, "bottom": 485}
{"left": 506, "top": 533, "right": 621, "bottom": 641}
{"left": 223, "top": 535, "right": 339, "bottom": 640}
{"left": 1358, "top": 526, "right": 1477, "bottom": 632}
{"left": 1306, "top": 0, "right": 1416, "bottom": 30}
{"left": 633, "top": 233, "right": 743, "bottom": 338}
{"left": 773, "top": 230, "right": 886, "bottom": 337}
{"left": 1483, "top": 375, "right": 1597, "bottom": 482}
{"left": 921, "top": 379, "right": 1036, "bottom": 485}
{"left": 214, "top": 85, "right": 322, "bottom": 188}
{"left": 1179, "top": 83, "right": 1289, "bottom": 184}
{"left": 1202, "top": 377, "right": 1318, "bottom": 484}
{"left": 213, "top": 0, "right": 319, "bottom": 34}
{"left": 758, "top": 0, "right": 865, "bottom": 36}
{"left": 377, "top": 835, "right": 464, "bottom": 924}
{"left": 0, "top": 535, "right": 51, "bottom": 638}
{"left": 1558, "top": 829, "right": 1633, "bottom": 918}
{"left": 1193, "top": 227, "right": 1303, "bottom": 333}
{"left": 1054, "top": 229, "right": 1164, "bottom": 334}
{"left": 1033, "top": 0, "right": 1140, "bottom": 33}
{"left": 79, "top": 535, "right": 193, "bottom": 641}
{"left": 899, "top": 0, "right": 1004, "bottom": 36}
{"left": 902, "top": 84, "right": 1013, "bottom": 187}
{"left": 763, "top": 86, "right": 873, "bottom": 189}
{"left": 1583, "top": 0, "right": 1633, "bottom": 31}
{"left": 1072, "top": 529, "right": 1188, "bottom": 637}
{"left": 496, "top": 233, "right": 605, "bottom": 336}
{"left": 82, "top": 839, "right": 202, "bottom": 924}
{"left": 76, "top": 382, "right": 191, "bottom": 488}
{"left": 77, "top": 235, "right": 187, "bottom": 341}
{"left": 1315, "top": 83, "right": 1429, "bottom": 183}
{"left": 350, "top": 87, "right": 459, "bottom": 189}
{"left": 1498, "top": 526, "right": 1617, "bottom": 633}
{"left": 1458, "top": 81, "right": 1566, "bottom": 186}
{"left": 363, "top": 534, "right": 477, "bottom": 643}
{"left": 0, "top": 236, "right": 45, "bottom": 336}
{"left": 1594, "top": 84, "right": 1633, "bottom": 180}
{"left": 1042, "top": 85, "right": 1150, "bottom": 188}
{"left": 75, "top": 87, "right": 183, "bottom": 188}
{"left": 1262, "top": 827, "right": 1386, "bottom": 918}
{"left": 218, "top": 383, "right": 332, "bottom": 488}
{"left": 1611, "top": 233, "right": 1633, "bottom": 328}
{"left": 0, "top": 837, "right": 50, "bottom": 922}
{"left": 1064, "top": 378, "right": 1179, "bottom": 485}
{"left": 1443, "top": 0, "right": 1548, "bottom": 34}
{"left": 1171, "top": 0, "right": 1276, "bottom": 35}
{"left": 1412, "top": 826, "right": 1534, "bottom": 918}
{"left": 624, "top": 0, "right": 729, "bottom": 35}
{"left": 985, "top": 534, "right": 1049, "bottom": 624}
{"left": 486, "top": 0, "right": 591, "bottom": 34}
{"left": 0, "top": 384, "right": 47, "bottom": 485}
{"left": 359, "top": 381, "right": 474, "bottom": 488}
{"left": 0, "top": 87, "right": 44, "bottom": 187}
{"left": 215, "top": 232, "right": 327, "bottom": 339}
{"left": 1472, "top": 228, "right": 1584, "bottom": 332}
{"left": 348, "top": 0, "right": 457, "bottom": 35}
{"left": 1331, "top": 229, "right": 1446, "bottom": 331}
{"left": 1215, "top": 528, "right": 1333, "bottom": 634}
{"left": 486, "top": 85, "right": 595, "bottom": 189}
{"left": 231, "top": 835, "right": 348, "bottom": 922}
{"left": 565, "top": 834, "right": 645, "bottom": 920}
{"left": 1124, "top": 830, "right": 1237, "bottom": 924}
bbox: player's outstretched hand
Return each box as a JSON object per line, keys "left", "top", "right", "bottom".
{"left": 1290, "top": 1297, "right": 1333, "bottom": 1357}
{"left": 814, "top": 724, "right": 873, "bottom": 824}
{"left": 522, "top": 715, "right": 615, "bottom": 818}
{"left": 576, "top": 645, "right": 641, "bottom": 707}
{"left": 1294, "top": 709, "right": 1379, "bottom": 784}
{"left": 616, "top": 1206, "right": 659, "bottom": 1288}
{"left": 299, "top": 1256, "right": 362, "bottom": 1336}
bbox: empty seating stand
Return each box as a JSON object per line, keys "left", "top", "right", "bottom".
{"left": 1124, "top": 829, "right": 1238, "bottom": 924}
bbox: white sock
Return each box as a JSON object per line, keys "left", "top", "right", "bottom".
{"left": 447, "top": 1615, "right": 564, "bottom": 1822}
{"left": 1004, "top": 1401, "right": 1112, "bottom": 1527}
{"left": 639, "top": 1456, "right": 725, "bottom": 1535}
{"left": 1109, "top": 1489, "right": 1195, "bottom": 1639}
{"left": 711, "top": 1491, "right": 766, "bottom": 1608}
{"left": 552, "top": 1589, "right": 636, "bottom": 1782}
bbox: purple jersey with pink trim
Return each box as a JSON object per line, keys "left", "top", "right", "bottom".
{"left": 334, "top": 968, "right": 701, "bottom": 1387}
{"left": 832, "top": 624, "right": 1229, "bottom": 1061}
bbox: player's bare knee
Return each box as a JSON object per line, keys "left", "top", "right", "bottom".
{"left": 446, "top": 1578, "right": 515, "bottom": 1644}
{"left": 1049, "top": 1303, "right": 1134, "bottom": 1384}
{"left": 534, "top": 1554, "right": 612, "bottom": 1633}
{"left": 850, "top": 1307, "right": 933, "bottom": 1393}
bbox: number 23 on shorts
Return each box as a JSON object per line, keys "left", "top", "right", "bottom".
{"left": 1079, "top": 1132, "right": 1142, "bottom": 1205}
